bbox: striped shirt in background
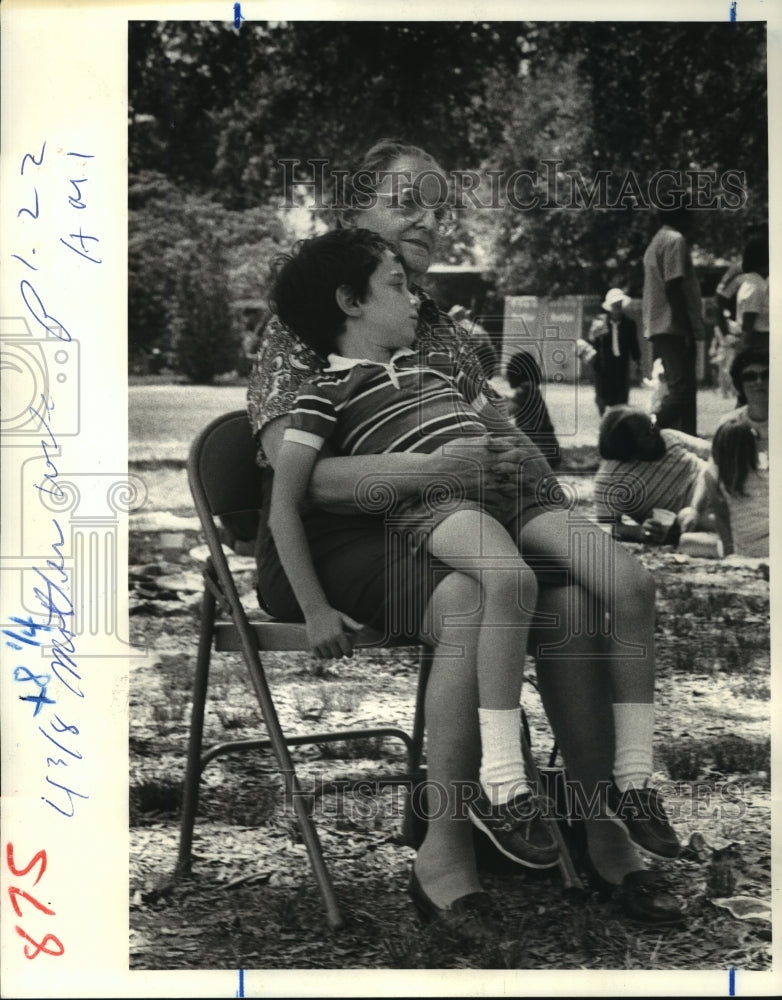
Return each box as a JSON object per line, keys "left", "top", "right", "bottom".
{"left": 594, "top": 429, "right": 709, "bottom": 524}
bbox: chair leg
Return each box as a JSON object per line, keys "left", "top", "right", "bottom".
{"left": 409, "top": 645, "right": 433, "bottom": 774}
{"left": 176, "top": 583, "right": 216, "bottom": 875}
{"left": 398, "top": 645, "right": 433, "bottom": 849}
{"left": 285, "top": 770, "right": 345, "bottom": 930}
{"left": 235, "top": 620, "right": 345, "bottom": 930}
{"left": 520, "top": 729, "right": 584, "bottom": 892}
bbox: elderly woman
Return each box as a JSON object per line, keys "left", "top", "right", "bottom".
{"left": 248, "top": 139, "right": 683, "bottom": 930}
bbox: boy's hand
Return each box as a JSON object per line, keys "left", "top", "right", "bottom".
{"left": 306, "top": 608, "right": 363, "bottom": 660}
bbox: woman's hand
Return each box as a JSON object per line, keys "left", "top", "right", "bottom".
{"left": 677, "top": 506, "right": 700, "bottom": 533}
{"left": 305, "top": 607, "right": 363, "bottom": 660}
{"left": 442, "top": 434, "right": 529, "bottom": 500}
{"left": 640, "top": 517, "right": 671, "bottom": 544}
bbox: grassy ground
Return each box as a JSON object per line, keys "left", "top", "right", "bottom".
{"left": 127, "top": 377, "right": 770, "bottom": 973}
{"left": 129, "top": 379, "right": 735, "bottom": 461}
{"left": 128, "top": 525, "right": 771, "bottom": 972}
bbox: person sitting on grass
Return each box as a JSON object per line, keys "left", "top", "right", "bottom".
{"left": 594, "top": 405, "right": 712, "bottom": 544}
{"left": 268, "top": 227, "right": 681, "bottom": 878}
{"left": 685, "top": 416, "right": 769, "bottom": 559}
{"left": 505, "top": 349, "right": 562, "bottom": 469}
{"left": 679, "top": 347, "right": 769, "bottom": 554}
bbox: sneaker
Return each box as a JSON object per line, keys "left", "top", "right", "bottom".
{"left": 467, "top": 790, "right": 559, "bottom": 869}
{"left": 606, "top": 781, "right": 681, "bottom": 859}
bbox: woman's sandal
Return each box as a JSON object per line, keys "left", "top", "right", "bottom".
{"left": 408, "top": 868, "right": 496, "bottom": 940}
{"left": 582, "top": 857, "right": 685, "bottom": 926}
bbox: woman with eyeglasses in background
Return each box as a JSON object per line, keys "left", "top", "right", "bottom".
{"left": 679, "top": 347, "right": 769, "bottom": 557}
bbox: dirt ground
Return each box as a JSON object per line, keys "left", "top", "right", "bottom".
{"left": 127, "top": 461, "right": 771, "bottom": 973}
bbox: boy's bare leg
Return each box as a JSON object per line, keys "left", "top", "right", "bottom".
{"left": 428, "top": 510, "right": 537, "bottom": 712}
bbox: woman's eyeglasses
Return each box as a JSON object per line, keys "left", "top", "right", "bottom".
{"left": 380, "top": 187, "right": 456, "bottom": 237}
{"left": 741, "top": 369, "right": 769, "bottom": 384}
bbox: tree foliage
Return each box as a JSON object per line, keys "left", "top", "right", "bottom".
{"left": 490, "top": 21, "right": 768, "bottom": 296}
{"left": 128, "top": 19, "right": 768, "bottom": 371}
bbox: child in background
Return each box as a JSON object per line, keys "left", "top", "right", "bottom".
{"left": 269, "top": 227, "right": 681, "bottom": 868}
{"left": 588, "top": 288, "right": 641, "bottom": 416}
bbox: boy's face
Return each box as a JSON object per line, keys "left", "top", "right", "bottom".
{"left": 357, "top": 251, "right": 420, "bottom": 352}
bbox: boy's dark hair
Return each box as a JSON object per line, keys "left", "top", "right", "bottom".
{"left": 712, "top": 417, "right": 758, "bottom": 496}
{"left": 598, "top": 405, "right": 656, "bottom": 462}
{"left": 506, "top": 350, "right": 543, "bottom": 389}
{"left": 269, "top": 228, "right": 393, "bottom": 357}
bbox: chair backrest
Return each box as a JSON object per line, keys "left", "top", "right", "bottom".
{"left": 188, "top": 409, "right": 265, "bottom": 533}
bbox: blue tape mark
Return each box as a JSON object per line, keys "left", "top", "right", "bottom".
{"left": 237, "top": 968, "right": 245, "bottom": 998}
{"left": 234, "top": 3, "right": 245, "bottom": 30}
{"left": 729, "top": 1, "right": 737, "bottom": 22}
{"left": 729, "top": 967, "right": 736, "bottom": 995}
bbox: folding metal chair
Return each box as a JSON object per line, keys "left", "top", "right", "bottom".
{"left": 176, "top": 409, "right": 582, "bottom": 931}
{"left": 175, "top": 409, "right": 434, "bottom": 930}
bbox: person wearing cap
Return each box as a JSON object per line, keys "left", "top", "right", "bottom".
{"left": 587, "top": 287, "right": 641, "bottom": 415}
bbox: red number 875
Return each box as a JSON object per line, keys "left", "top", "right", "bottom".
{"left": 6, "top": 843, "right": 64, "bottom": 959}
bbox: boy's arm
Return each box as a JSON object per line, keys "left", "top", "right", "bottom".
{"left": 269, "top": 438, "right": 361, "bottom": 658}
{"left": 262, "top": 415, "right": 524, "bottom": 511}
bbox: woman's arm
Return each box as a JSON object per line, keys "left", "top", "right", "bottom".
{"left": 262, "top": 415, "right": 526, "bottom": 513}
{"left": 702, "top": 470, "right": 733, "bottom": 556}
{"left": 269, "top": 439, "right": 360, "bottom": 657}
{"left": 680, "top": 468, "right": 733, "bottom": 554}
{"left": 662, "top": 428, "right": 712, "bottom": 460}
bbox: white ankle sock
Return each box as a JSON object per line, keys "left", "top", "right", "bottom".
{"left": 612, "top": 702, "right": 654, "bottom": 792}
{"left": 478, "top": 707, "right": 529, "bottom": 805}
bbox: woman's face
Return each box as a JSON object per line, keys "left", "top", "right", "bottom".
{"left": 739, "top": 362, "right": 769, "bottom": 420}
{"left": 349, "top": 154, "right": 449, "bottom": 282}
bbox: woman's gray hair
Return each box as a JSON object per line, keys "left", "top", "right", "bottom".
{"left": 334, "top": 138, "right": 439, "bottom": 227}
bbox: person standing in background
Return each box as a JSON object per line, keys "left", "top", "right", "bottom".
{"left": 642, "top": 207, "right": 704, "bottom": 435}
{"left": 588, "top": 288, "right": 641, "bottom": 416}
{"left": 735, "top": 234, "right": 769, "bottom": 351}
